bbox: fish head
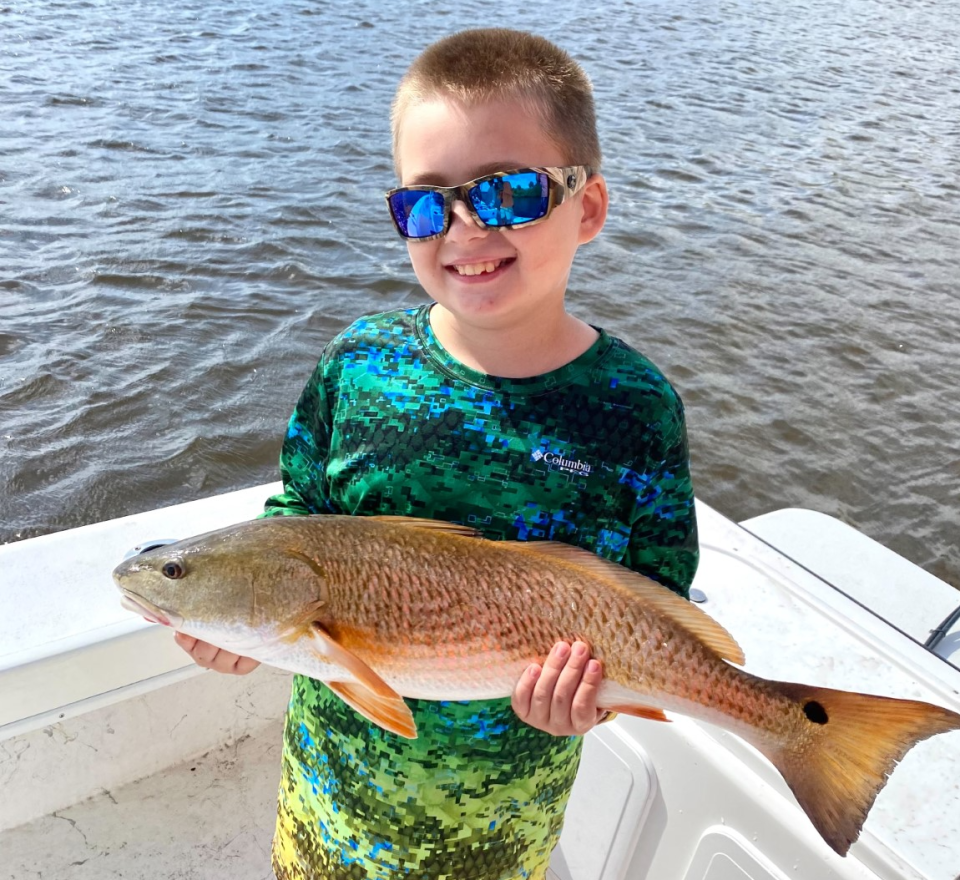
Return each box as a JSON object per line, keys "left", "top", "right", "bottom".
{"left": 112, "top": 518, "right": 331, "bottom": 646}
{"left": 113, "top": 543, "right": 196, "bottom": 630}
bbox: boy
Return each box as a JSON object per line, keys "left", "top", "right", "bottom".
{"left": 177, "top": 27, "right": 698, "bottom": 880}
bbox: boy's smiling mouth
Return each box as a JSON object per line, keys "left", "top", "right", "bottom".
{"left": 448, "top": 258, "right": 513, "bottom": 277}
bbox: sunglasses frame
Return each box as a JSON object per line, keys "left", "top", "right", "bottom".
{"left": 385, "top": 165, "right": 593, "bottom": 242}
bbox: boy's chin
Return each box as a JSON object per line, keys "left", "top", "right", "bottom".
{"left": 431, "top": 291, "right": 532, "bottom": 331}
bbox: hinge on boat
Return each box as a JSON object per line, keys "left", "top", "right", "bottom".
{"left": 122, "top": 539, "right": 179, "bottom": 560}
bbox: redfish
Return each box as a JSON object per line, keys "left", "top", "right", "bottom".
{"left": 112, "top": 514, "right": 960, "bottom": 856}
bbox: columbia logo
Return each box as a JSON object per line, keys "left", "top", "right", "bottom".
{"left": 531, "top": 449, "right": 593, "bottom": 475}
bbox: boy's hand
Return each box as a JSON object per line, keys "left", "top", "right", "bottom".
{"left": 511, "top": 640, "right": 606, "bottom": 736}
{"left": 174, "top": 632, "right": 260, "bottom": 675}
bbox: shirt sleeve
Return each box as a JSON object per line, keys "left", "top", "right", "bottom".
{"left": 261, "top": 355, "right": 335, "bottom": 518}
{"left": 622, "top": 391, "right": 699, "bottom": 599}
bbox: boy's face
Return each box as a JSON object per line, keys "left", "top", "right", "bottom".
{"left": 394, "top": 96, "right": 607, "bottom": 334}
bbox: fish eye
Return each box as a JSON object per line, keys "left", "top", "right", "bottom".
{"left": 162, "top": 561, "right": 185, "bottom": 579}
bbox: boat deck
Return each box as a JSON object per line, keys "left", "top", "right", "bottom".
{"left": 2, "top": 717, "right": 283, "bottom": 880}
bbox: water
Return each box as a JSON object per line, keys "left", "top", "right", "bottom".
{"left": 2, "top": 0, "right": 958, "bottom": 589}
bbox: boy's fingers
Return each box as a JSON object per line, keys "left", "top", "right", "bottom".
{"left": 511, "top": 663, "right": 541, "bottom": 719}
{"left": 173, "top": 632, "right": 258, "bottom": 675}
{"left": 570, "top": 658, "right": 604, "bottom": 733}
{"left": 231, "top": 655, "right": 261, "bottom": 675}
{"left": 530, "top": 641, "right": 571, "bottom": 721}
{"left": 176, "top": 633, "right": 220, "bottom": 667}
{"left": 548, "top": 641, "right": 591, "bottom": 725}
{"left": 174, "top": 632, "right": 197, "bottom": 652}
{"left": 513, "top": 642, "right": 606, "bottom": 734}
{"left": 191, "top": 641, "right": 222, "bottom": 667}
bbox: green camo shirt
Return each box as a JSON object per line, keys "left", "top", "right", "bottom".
{"left": 263, "top": 305, "right": 698, "bottom": 880}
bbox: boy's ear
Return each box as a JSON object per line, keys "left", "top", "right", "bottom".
{"left": 577, "top": 173, "right": 609, "bottom": 245}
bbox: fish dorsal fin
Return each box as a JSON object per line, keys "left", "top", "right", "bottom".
{"left": 368, "top": 515, "right": 482, "bottom": 538}
{"left": 507, "top": 541, "right": 745, "bottom": 666}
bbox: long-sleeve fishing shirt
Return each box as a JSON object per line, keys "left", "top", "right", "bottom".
{"left": 262, "top": 304, "right": 698, "bottom": 880}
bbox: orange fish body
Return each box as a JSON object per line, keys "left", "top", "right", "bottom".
{"left": 113, "top": 514, "right": 960, "bottom": 856}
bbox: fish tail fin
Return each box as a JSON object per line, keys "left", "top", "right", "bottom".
{"left": 757, "top": 680, "right": 960, "bottom": 856}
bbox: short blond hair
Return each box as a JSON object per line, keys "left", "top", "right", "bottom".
{"left": 391, "top": 28, "right": 601, "bottom": 175}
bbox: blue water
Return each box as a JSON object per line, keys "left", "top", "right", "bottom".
{"left": 2, "top": 0, "right": 959, "bottom": 587}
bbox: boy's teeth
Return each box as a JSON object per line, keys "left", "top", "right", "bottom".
{"left": 456, "top": 260, "right": 502, "bottom": 276}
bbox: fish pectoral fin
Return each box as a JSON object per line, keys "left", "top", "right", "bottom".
{"left": 308, "top": 623, "right": 396, "bottom": 698}
{"left": 307, "top": 624, "right": 417, "bottom": 739}
{"left": 325, "top": 681, "right": 417, "bottom": 740}
{"left": 602, "top": 703, "right": 671, "bottom": 723}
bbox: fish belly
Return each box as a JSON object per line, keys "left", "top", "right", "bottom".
{"left": 205, "top": 624, "right": 529, "bottom": 701}
{"left": 345, "top": 649, "right": 532, "bottom": 701}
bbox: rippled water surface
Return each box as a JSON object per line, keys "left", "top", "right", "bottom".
{"left": 2, "top": 0, "right": 959, "bottom": 588}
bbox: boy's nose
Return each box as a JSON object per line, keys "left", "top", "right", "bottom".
{"left": 448, "top": 200, "right": 490, "bottom": 238}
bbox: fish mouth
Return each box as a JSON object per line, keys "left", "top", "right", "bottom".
{"left": 120, "top": 591, "right": 183, "bottom": 629}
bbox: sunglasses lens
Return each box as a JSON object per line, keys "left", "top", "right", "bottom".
{"left": 388, "top": 190, "right": 446, "bottom": 239}
{"left": 470, "top": 171, "right": 550, "bottom": 228}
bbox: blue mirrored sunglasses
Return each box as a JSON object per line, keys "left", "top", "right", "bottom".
{"left": 385, "top": 166, "right": 592, "bottom": 241}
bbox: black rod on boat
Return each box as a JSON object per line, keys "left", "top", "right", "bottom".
{"left": 925, "top": 603, "right": 960, "bottom": 650}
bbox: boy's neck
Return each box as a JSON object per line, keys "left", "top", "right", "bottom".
{"left": 428, "top": 305, "right": 599, "bottom": 379}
